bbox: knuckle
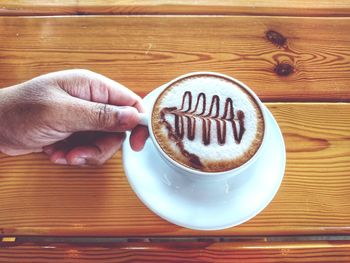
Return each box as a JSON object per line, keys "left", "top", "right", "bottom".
{"left": 95, "top": 104, "right": 112, "bottom": 129}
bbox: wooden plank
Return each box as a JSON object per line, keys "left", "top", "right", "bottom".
{"left": 0, "top": 16, "right": 349, "bottom": 102}
{"left": 1, "top": 0, "right": 350, "bottom": 16}
{"left": 0, "top": 241, "right": 350, "bottom": 262}
{"left": 0, "top": 103, "right": 349, "bottom": 236}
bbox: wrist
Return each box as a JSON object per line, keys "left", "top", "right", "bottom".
{"left": 0, "top": 85, "right": 18, "bottom": 151}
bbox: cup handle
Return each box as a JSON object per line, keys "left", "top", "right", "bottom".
{"left": 138, "top": 113, "right": 149, "bottom": 126}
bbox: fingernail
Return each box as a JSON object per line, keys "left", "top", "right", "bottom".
{"left": 138, "top": 113, "right": 148, "bottom": 126}
{"left": 117, "top": 107, "right": 139, "bottom": 130}
{"left": 55, "top": 158, "right": 67, "bottom": 165}
{"left": 72, "top": 158, "right": 86, "bottom": 165}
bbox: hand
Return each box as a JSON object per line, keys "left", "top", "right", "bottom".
{"left": 0, "top": 69, "right": 149, "bottom": 165}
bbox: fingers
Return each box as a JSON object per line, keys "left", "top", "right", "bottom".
{"left": 66, "top": 133, "right": 125, "bottom": 165}
{"left": 45, "top": 132, "right": 125, "bottom": 166}
{"left": 45, "top": 69, "right": 150, "bottom": 147}
{"left": 49, "top": 148, "right": 68, "bottom": 165}
{"left": 130, "top": 125, "right": 149, "bottom": 151}
{"left": 45, "top": 126, "right": 149, "bottom": 166}
{"left": 39, "top": 69, "right": 150, "bottom": 159}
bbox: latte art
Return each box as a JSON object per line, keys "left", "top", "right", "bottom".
{"left": 160, "top": 91, "right": 246, "bottom": 145}
{"left": 151, "top": 73, "right": 265, "bottom": 173}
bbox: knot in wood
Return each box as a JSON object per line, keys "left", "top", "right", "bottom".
{"left": 266, "top": 30, "right": 287, "bottom": 47}
{"left": 275, "top": 62, "right": 294, "bottom": 76}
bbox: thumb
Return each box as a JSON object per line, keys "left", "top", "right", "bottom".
{"left": 65, "top": 99, "right": 141, "bottom": 132}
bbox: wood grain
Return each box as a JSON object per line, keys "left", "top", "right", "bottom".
{"left": 0, "top": 103, "right": 349, "bottom": 236}
{"left": 1, "top": 0, "right": 350, "bottom": 16}
{"left": 1, "top": 241, "right": 350, "bottom": 262}
{"left": 0, "top": 16, "right": 349, "bottom": 101}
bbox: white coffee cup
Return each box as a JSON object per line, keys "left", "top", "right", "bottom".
{"left": 138, "top": 72, "right": 267, "bottom": 181}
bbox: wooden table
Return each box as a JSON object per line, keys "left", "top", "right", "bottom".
{"left": 1, "top": 1, "right": 350, "bottom": 262}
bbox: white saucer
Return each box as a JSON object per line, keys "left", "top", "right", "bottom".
{"left": 122, "top": 87, "right": 286, "bottom": 230}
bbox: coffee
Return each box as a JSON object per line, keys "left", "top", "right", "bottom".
{"left": 151, "top": 73, "right": 265, "bottom": 173}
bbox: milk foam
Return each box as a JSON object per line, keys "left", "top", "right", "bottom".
{"left": 158, "top": 76, "right": 261, "bottom": 164}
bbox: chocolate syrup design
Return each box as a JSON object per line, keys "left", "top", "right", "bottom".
{"left": 159, "top": 91, "right": 246, "bottom": 169}
{"left": 161, "top": 91, "right": 245, "bottom": 145}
